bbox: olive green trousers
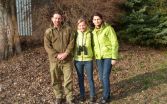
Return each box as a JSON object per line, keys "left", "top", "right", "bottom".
{"left": 49, "top": 61, "right": 73, "bottom": 101}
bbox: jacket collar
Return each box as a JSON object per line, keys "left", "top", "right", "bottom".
{"left": 50, "top": 23, "right": 67, "bottom": 30}
{"left": 94, "top": 22, "right": 109, "bottom": 31}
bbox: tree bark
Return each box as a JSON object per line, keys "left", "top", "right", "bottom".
{"left": 0, "top": 0, "right": 21, "bottom": 60}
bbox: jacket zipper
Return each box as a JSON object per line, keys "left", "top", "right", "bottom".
{"left": 96, "top": 31, "right": 101, "bottom": 59}
{"left": 82, "top": 33, "right": 84, "bottom": 61}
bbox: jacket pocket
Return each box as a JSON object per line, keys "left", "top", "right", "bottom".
{"left": 51, "top": 37, "right": 58, "bottom": 43}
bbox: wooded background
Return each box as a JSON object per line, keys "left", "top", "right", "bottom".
{"left": 0, "top": 0, "right": 166, "bottom": 60}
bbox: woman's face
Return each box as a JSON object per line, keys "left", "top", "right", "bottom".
{"left": 78, "top": 21, "right": 87, "bottom": 32}
{"left": 92, "top": 16, "right": 103, "bottom": 28}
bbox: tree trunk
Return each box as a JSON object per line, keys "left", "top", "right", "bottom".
{"left": 0, "top": 0, "right": 21, "bottom": 60}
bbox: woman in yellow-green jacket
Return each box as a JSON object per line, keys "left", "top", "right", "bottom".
{"left": 74, "top": 17, "right": 95, "bottom": 103}
{"left": 91, "top": 12, "right": 119, "bottom": 104}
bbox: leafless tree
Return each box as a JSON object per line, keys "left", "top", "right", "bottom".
{"left": 0, "top": 0, "right": 21, "bottom": 60}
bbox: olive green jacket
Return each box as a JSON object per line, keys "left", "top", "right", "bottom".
{"left": 92, "top": 22, "right": 119, "bottom": 59}
{"left": 44, "top": 25, "right": 74, "bottom": 62}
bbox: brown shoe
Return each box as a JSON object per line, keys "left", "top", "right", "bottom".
{"left": 55, "top": 98, "right": 62, "bottom": 104}
{"left": 66, "top": 99, "right": 76, "bottom": 104}
{"left": 89, "top": 96, "right": 96, "bottom": 103}
{"left": 79, "top": 96, "right": 85, "bottom": 103}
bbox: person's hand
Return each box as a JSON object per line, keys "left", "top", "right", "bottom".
{"left": 61, "top": 52, "right": 68, "bottom": 60}
{"left": 57, "top": 52, "right": 68, "bottom": 60}
{"left": 111, "top": 60, "right": 117, "bottom": 65}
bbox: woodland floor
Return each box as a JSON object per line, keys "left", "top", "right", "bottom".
{"left": 0, "top": 43, "right": 167, "bottom": 104}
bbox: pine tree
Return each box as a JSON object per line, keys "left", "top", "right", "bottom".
{"left": 119, "top": 0, "right": 167, "bottom": 46}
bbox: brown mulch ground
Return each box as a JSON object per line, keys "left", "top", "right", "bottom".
{"left": 0, "top": 44, "right": 167, "bottom": 104}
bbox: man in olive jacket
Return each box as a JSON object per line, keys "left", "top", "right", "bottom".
{"left": 44, "top": 11, "right": 74, "bottom": 104}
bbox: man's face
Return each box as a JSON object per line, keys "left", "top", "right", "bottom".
{"left": 51, "top": 13, "right": 62, "bottom": 27}
{"left": 78, "top": 21, "right": 87, "bottom": 32}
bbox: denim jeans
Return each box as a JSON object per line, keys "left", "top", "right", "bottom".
{"left": 96, "top": 58, "right": 112, "bottom": 99}
{"left": 74, "top": 60, "right": 95, "bottom": 97}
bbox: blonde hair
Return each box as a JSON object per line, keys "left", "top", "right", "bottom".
{"left": 77, "top": 17, "right": 88, "bottom": 26}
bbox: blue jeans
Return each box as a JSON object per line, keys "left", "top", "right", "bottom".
{"left": 96, "top": 58, "right": 112, "bottom": 99}
{"left": 74, "top": 60, "right": 95, "bottom": 97}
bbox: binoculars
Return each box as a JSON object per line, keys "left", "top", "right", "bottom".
{"left": 77, "top": 46, "right": 88, "bottom": 55}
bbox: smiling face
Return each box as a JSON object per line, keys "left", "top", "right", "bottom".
{"left": 92, "top": 16, "right": 103, "bottom": 29}
{"left": 51, "top": 13, "right": 63, "bottom": 28}
{"left": 77, "top": 21, "right": 87, "bottom": 32}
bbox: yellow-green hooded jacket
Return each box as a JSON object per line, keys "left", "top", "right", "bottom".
{"left": 92, "top": 22, "right": 119, "bottom": 59}
{"left": 74, "top": 30, "right": 93, "bottom": 61}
